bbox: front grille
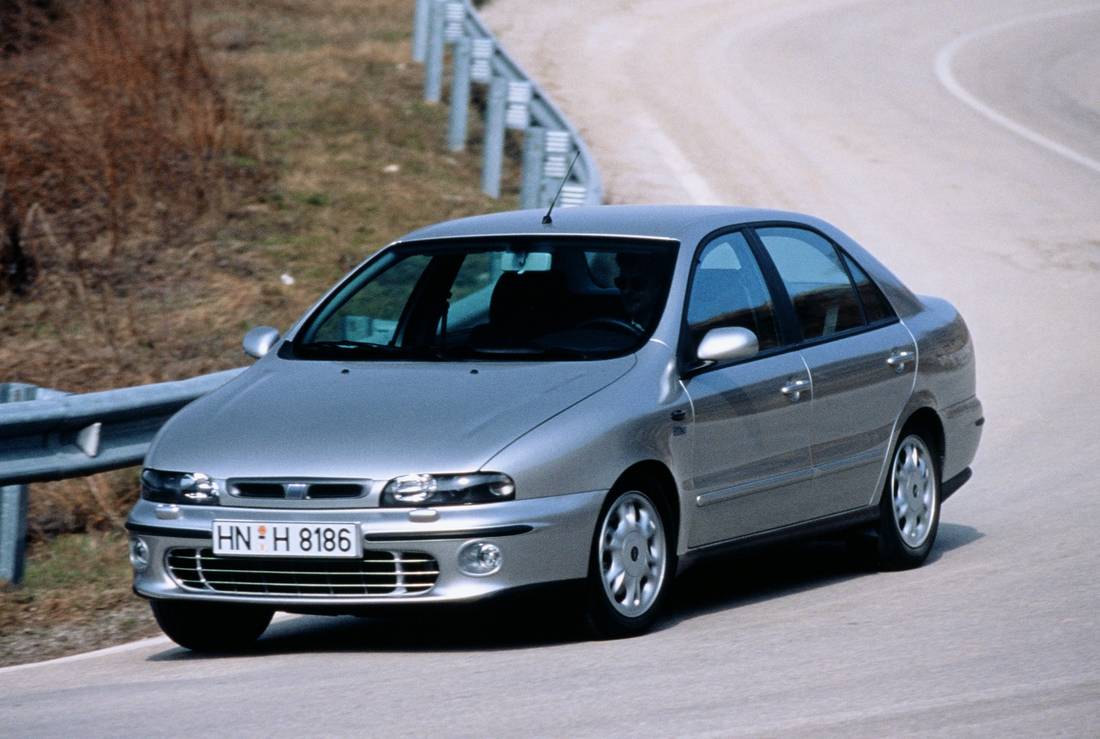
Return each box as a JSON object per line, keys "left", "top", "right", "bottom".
{"left": 307, "top": 483, "right": 364, "bottom": 499}
{"left": 235, "top": 483, "right": 284, "bottom": 499}
{"left": 230, "top": 481, "right": 367, "bottom": 500}
{"left": 166, "top": 548, "right": 439, "bottom": 597}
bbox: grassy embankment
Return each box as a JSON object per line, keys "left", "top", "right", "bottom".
{"left": 0, "top": 0, "right": 519, "bottom": 665}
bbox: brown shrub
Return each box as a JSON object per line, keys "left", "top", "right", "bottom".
{"left": 0, "top": 0, "right": 61, "bottom": 56}
{"left": 0, "top": 0, "right": 252, "bottom": 298}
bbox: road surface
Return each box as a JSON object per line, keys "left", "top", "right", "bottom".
{"left": 2, "top": 0, "right": 1098, "bottom": 734}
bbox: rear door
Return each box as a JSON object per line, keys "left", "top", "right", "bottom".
{"left": 753, "top": 226, "right": 916, "bottom": 513}
{"left": 680, "top": 231, "right": 815, "bottom": 547}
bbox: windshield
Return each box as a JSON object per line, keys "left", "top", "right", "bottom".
{"left": 292, "top": 237, "right": 677, "bottom": 361}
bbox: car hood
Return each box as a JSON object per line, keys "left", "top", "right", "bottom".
{"left": 147, "top": 356, "right": 635, "bottom": 481}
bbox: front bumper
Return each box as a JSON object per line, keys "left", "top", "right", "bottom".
{"left": 127, "top": 490, "right": 605, "bottom": 607}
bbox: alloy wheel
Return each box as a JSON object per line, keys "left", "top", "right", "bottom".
{"left": 598, "top": 492, "right": 667, "bottom": 617}
{"left": 890, "top": 435, "right": 937, "bottom": 548}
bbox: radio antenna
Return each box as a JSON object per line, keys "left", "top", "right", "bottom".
{"left": 542, "top": 150, "right": 582, "bottom": 225}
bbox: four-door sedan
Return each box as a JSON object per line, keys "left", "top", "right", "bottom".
{"left": 127, "top": 205, "right": 983, "bottom": 651}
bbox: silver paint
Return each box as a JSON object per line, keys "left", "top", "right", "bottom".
{"left": 696, "top": 327, "right": 759, "bottom": 364}
{"left": 130, "top": 205, "right": 982, "bottom": 608}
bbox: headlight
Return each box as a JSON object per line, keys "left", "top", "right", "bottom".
{"left": 381, "top": 472, "right": 515, "bottom": 507}
{"left": 141, "top": 469, "right": 220, "bottom": 505}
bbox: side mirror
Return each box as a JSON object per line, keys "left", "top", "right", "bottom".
{"left": 243, "top": 326, "right": 281, "bottom": 359}
{"left": 697, "top": 326, "right": 759, "bottom": 364}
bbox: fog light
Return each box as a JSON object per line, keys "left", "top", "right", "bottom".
{"left": 129, "top": 536, "right": 150, "bottom": 573}
{"left": 458, "top": 541, "right": 502, "bottom": 576}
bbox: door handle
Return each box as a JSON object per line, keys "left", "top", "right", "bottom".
{"left": 886, "top": 349, "right": 914, "bottom": 373}
{"left": 780, "top": 378, "right": 811, "bottom": 402}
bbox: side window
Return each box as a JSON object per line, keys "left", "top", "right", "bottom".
{"left": 756, "top": 227, "right": 863, "bottom": 339}
{"left": 686, "top": 232, "right": 779, "bottom": 351}
{"left": 842, "top": 252, "right": 894, "bottom": 324}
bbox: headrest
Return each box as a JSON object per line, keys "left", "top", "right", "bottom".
{"left": 489, "top": 270, "right": 566, "bottom": 325}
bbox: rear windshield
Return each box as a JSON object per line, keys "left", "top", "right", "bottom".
{"left": 290, "top": 237, "right": 678, "bottom": 361}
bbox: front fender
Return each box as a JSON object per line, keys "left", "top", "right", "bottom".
{"left": 481, "top": 342, "right": 694, "bottom": 549}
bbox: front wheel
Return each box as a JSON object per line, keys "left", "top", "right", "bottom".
{"left": 151, "top": 600, "right": 274, "bottom": 652}
{"left": 877, "top": 432, "right": 940, "bottom": 570}
{"left": 585, "top": 488, "right": 674, "bottom": 638}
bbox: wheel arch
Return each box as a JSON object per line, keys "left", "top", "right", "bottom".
{"left": 900, "top": 406, "right": 946, "bottom": 471}
{"left": 611, "top": 460, "right": 681, "bottom": 553}
{"left": 876, "top": 406, "right": 944, "bottom": 567}
{"left": 870, "top": 399, "right": 947, "bottom": 507}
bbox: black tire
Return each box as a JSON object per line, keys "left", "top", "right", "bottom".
{"left": 151, "top": 600, "right": 273, "bottom": 653}
{"left": 877, "top": 429, "right": 941, "bottom": 570}
{"left": 584, "top": 484, "right": 676, "bottom": 639}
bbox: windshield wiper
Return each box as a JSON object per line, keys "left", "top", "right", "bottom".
{"left": 533, "top": 346, "right": 593, "bottom": 360}
{"left": 300, "top": 341, "right": 593, "bottom": 361}
{"left": 298, "top": 340, "right": 406, "bottom": 357}
{"left": 463, "top": 345, "right": 592, "bottom": 360}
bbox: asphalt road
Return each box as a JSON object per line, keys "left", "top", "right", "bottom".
{"left": 3, "top": 1, "right": 1099, "bottom": 735}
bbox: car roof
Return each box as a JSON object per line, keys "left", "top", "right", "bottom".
{"left": 396, "top": 204, "right": 811, "bottom": 244}
{"left": 390, "top": 204, "right": 923, "bottom": 319}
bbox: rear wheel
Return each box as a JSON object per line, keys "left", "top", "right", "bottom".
{"left": 151, "top": 600, "right": 273, "bottom": 652}
{"left": 585, "top": 487, "right": 674, "bottom": 638}
{"left": 877, "top": 431, "right": 940, "bottom": 569}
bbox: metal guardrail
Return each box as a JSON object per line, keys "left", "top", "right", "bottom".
{"left": 414, "top": 0, "right": 604, "bottom": 207}
{"left": 0, "top": 369, "right": 243, "bottom": 584}
{"left": 0, "top": 370, "right": 244, "bottom": 486}
{"left": 0, "top": 0, "right": 605, "bottom": 587}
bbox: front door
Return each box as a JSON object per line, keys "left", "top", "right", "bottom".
{"left": 685, "top": 353, "right": 815, "bottom": 546}
{"left": 680, "top": 231, "right": 814, "bottom": 547}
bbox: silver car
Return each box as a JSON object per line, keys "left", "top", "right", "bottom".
{"left": 127, "top": 205, "right": 983, "bottom": 650}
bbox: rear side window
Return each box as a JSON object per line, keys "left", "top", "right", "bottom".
{"left": 686, "top": 232, "right": 780, "bottom": 351}
{"left": 842, "top": 253, "right": 894, "bottom": 323}
{"left": 755, "top": 227, "right": 863, "bottom": 339}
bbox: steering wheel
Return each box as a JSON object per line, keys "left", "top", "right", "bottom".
{"left": 576, "top": 317, "right": 645, "bottom": 336}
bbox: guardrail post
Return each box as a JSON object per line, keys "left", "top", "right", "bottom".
{"left": 413, "top": 0, "right": 603, "bottom": 206}
{"left": 447, "top": 35, "right": 471, "bottom": 151}
{"left": 470, "top": 37, "right": 493, "bottom": 85}
{"left": 0, "top": 383, "right": 36, "bottom": 587}
{"left": 443, "top": 1, "right": 465, "bottom": 44}
{"left": 481, "top": 76, "right": 508, "bottom": 198}
{"left": 423, "top": 0, "right": 446, "bottom": 103}
{"left": 0, "top": 484, "right": 28, "bottom": 587}
{"left": 412, "top": 0, "right": 430, "bottom": 62}
{"left": 520, "top": 126, "right": 546, "bottom": 209}
{"left": 543, "top": 129, "right": 572, "bottom": 203}
{"left": 505, "top": 81, "right": 532, "bottom": 131}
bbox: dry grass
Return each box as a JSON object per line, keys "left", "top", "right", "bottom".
{"left": 0, "top": 0, "right": 260, "bottom": 389}
{"left": 0, "top": 531, "right": 160, "bottom": 666}
{"left": 4, "top": 0, "right": 519, "bottom": 543}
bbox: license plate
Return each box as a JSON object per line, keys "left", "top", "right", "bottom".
{"left": 212, "top": 521, "right": 362, "bottom": 558}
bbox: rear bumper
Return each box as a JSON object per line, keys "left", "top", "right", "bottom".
{"left": 941, "top": 467, "right": 972, "bottom": 502}
{"left": 127, "top": 490, "right": 604, "bottom": 607}
{"left": 942, "top": 395, "right": 983, "bottom": 481}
